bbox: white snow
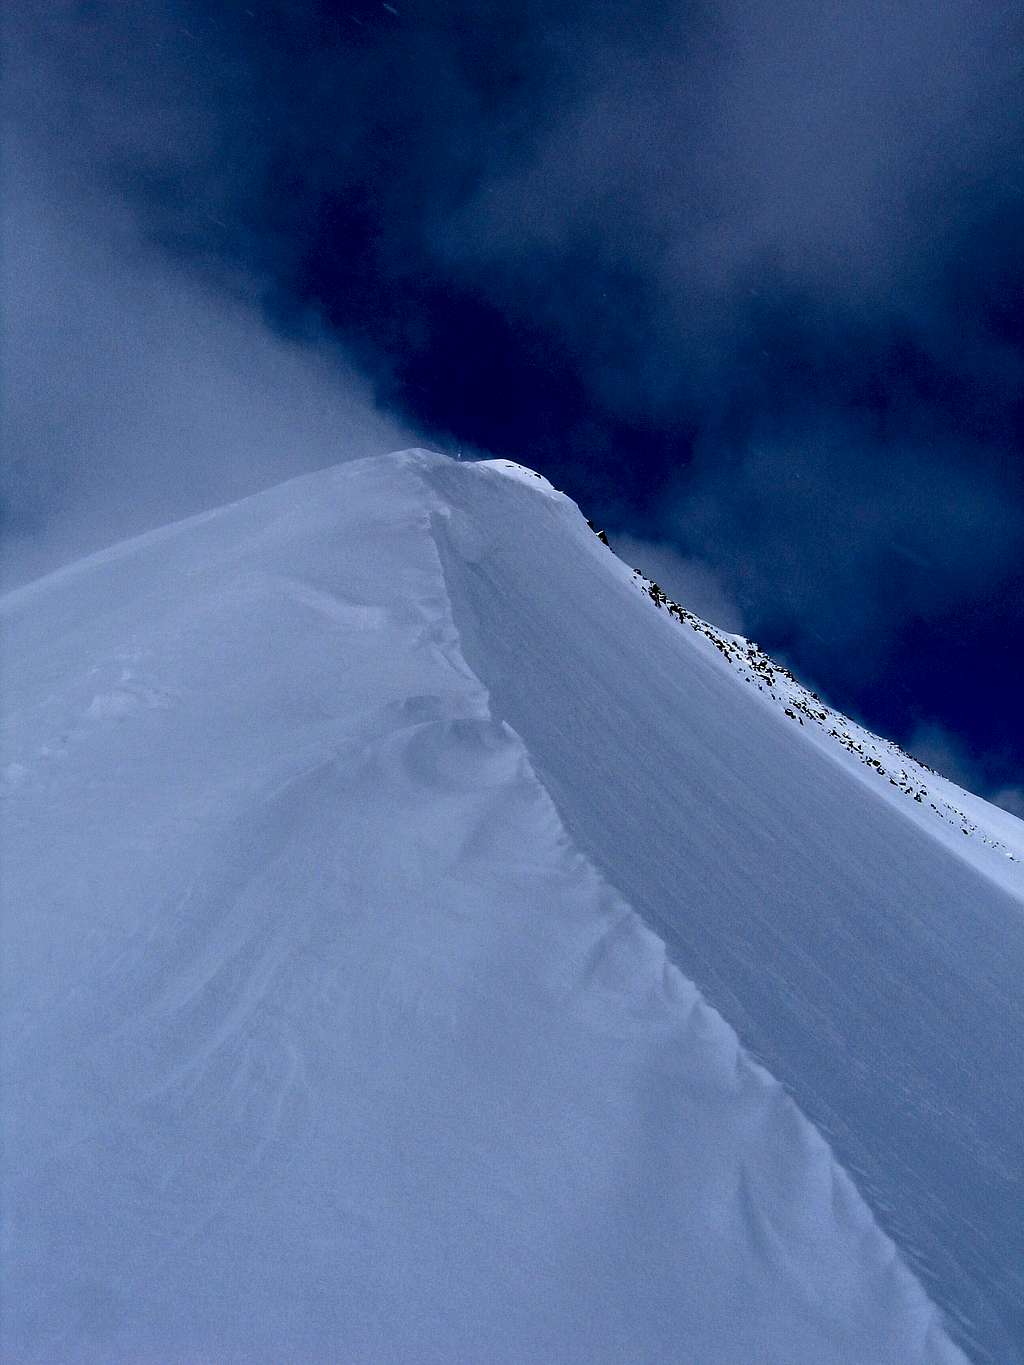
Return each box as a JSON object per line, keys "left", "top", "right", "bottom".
{"left": 613, "top": 565, "right": 1024, "bottom": 888}
{"left": 2, "top": 447, "right": 1017, "bottom": 1362}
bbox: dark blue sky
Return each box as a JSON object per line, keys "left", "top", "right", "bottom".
{"left": 4, "top": 0, "right": 1023, "bottom": 807}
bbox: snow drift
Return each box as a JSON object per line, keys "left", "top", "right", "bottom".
{"left": 2, "top": 449, "right": 1021, "bottom": 1362}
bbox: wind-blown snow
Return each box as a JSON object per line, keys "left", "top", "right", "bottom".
{"left": 0, "top": 448, "right": 1012, "bottom": 1361}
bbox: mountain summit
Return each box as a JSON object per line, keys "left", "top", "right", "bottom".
{"left": 3, "top": 449, "right": 1021, "bottom": 1363}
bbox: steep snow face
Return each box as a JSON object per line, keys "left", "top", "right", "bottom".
{"left": 622, "top": 568, "right": 1023, "bottom": 879}
{"left": 428, "top": 455, "right": 1024, "bottom": 1364}
{"left": 0, "top": 449, "right": 995, "bottom": 1362}
{"left": 482, "top": 461, "right": 1024, "bottom": 885}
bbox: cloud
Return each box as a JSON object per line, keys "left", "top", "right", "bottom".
{"left": 12, "top": 1, "right": 1022, "bottom": 469}
{"left": 908, "top": 724, "right": 1024, "bottom": 818}
{"left": 609, "top": 535, "right": 744, "bottom": 633}
{"left": 1, "top": 8, "right": 415, "bottom": 588}
{"left": 663, "top": 416, "right": 1024, "bottom": 675}
{"left": 990, "top": 789, "right": 1024, "bottom": 822}
{"left": 433, "top": 0, "right": 1023, "bottom": 411}
{"left": 908, "top": 723, "right": 986, "bottom": 791}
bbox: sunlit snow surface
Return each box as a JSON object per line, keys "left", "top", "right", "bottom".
{"left": 1, "top": 449, "right": 1018, "bottom": 1361}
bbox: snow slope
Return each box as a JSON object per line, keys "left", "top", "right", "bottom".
{"left": 427, "top": 455, "right": 1024, "bottom": 1363}
{"left": 0, "top": 449, "right": 1016, "bottom": 1362}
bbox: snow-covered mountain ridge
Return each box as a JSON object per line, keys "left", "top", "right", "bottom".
{"left": 620, "top": 556, "right": 1021, "bottom": 877}
{"left": 2, "top": 449, "right": 1021, "bottom": 1363}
